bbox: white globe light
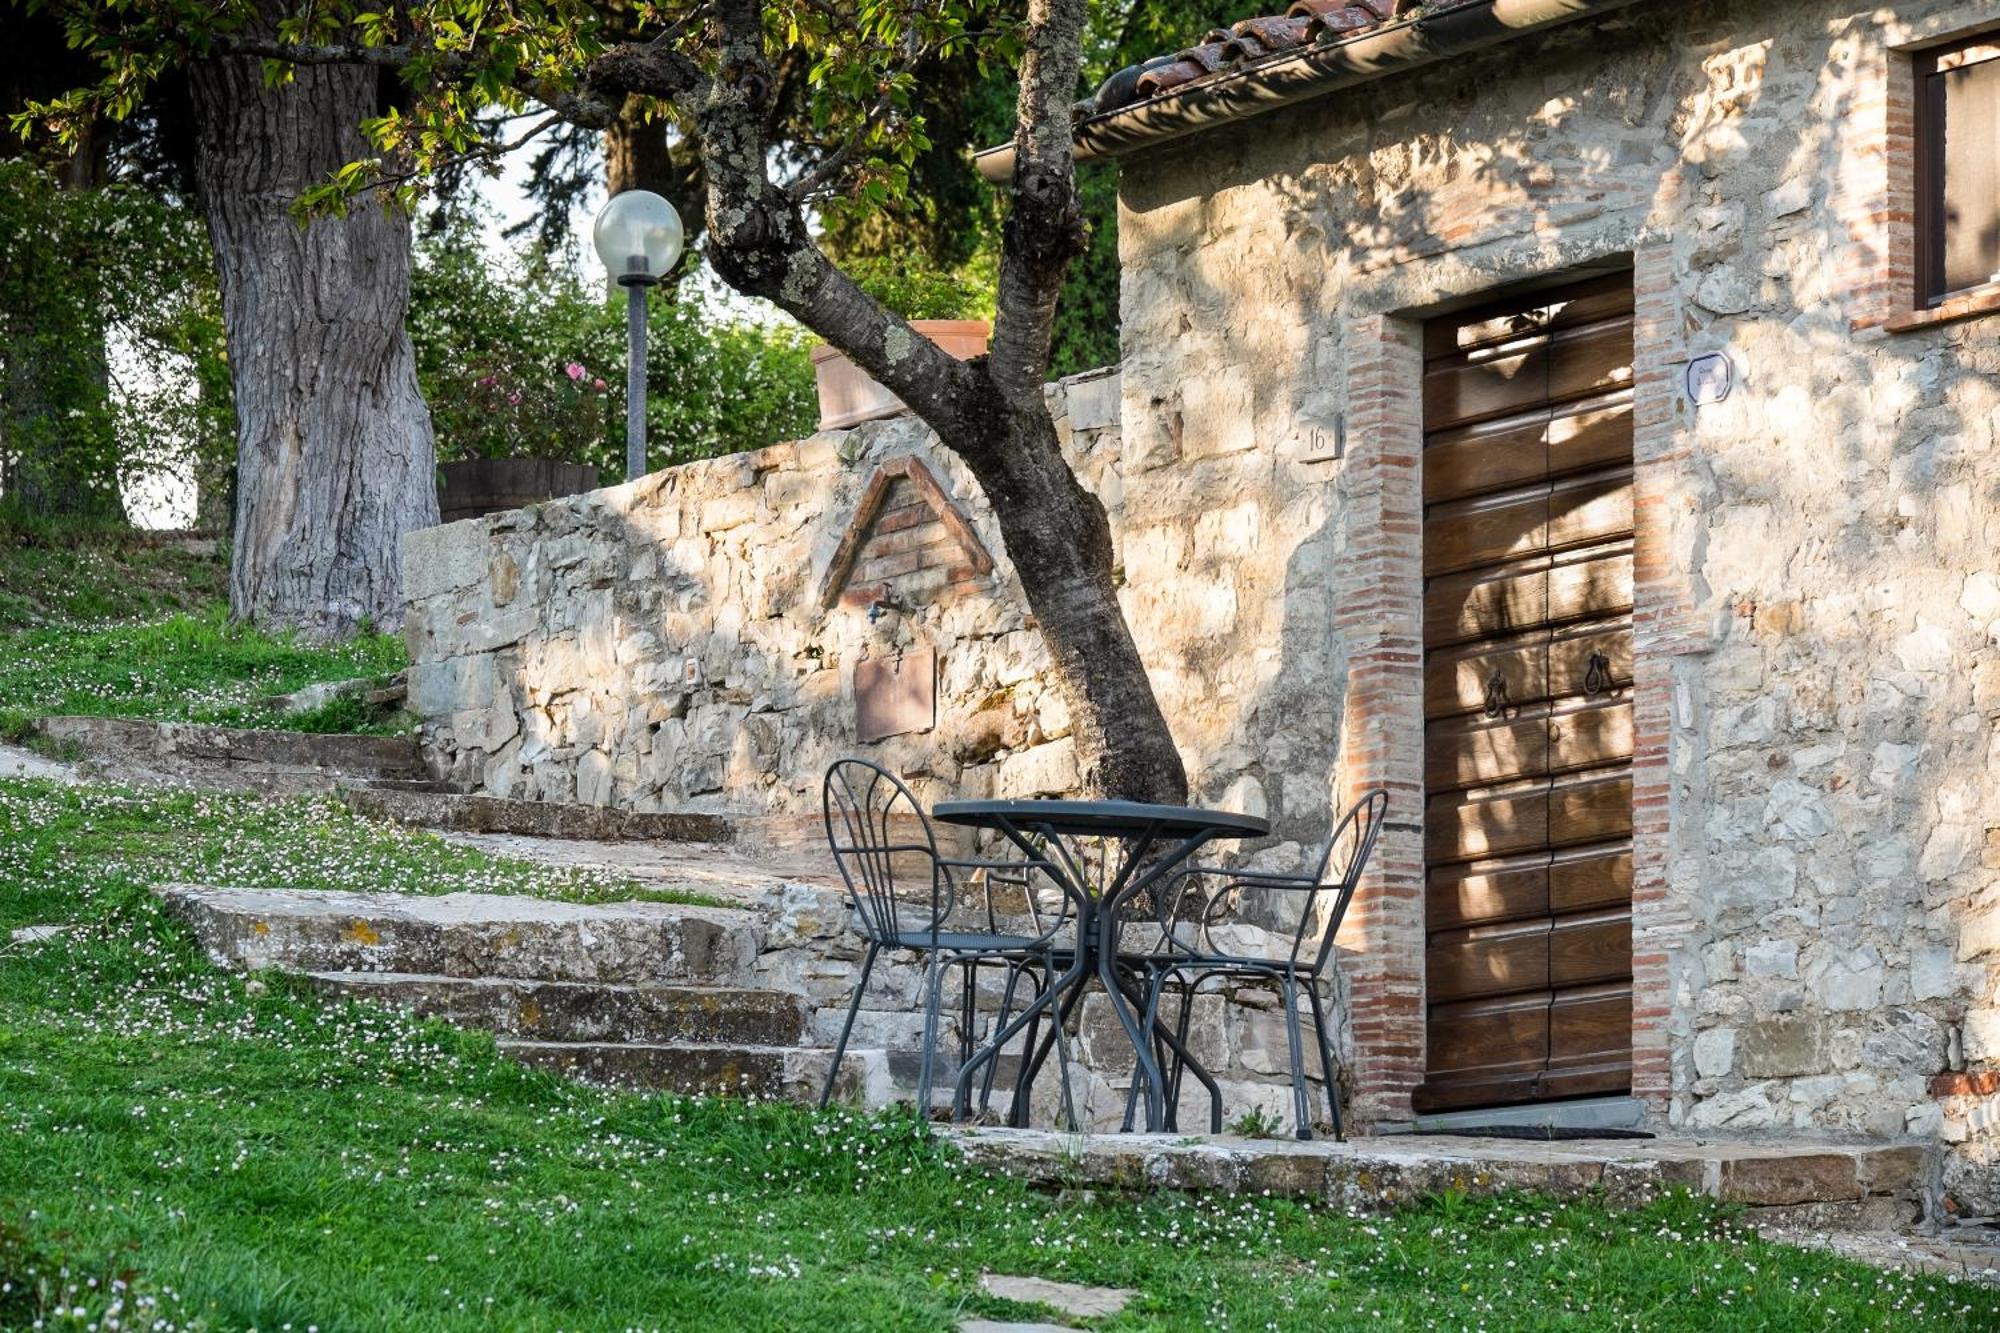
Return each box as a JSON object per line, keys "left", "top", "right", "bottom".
{"left": 593, "top": 190, "right": 684, "bottom": 286}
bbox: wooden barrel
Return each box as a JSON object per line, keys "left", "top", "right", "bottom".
{"left": 437, "top": 458, "right": 600, "bottom": 524}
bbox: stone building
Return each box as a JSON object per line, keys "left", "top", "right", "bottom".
{"left": 405, "top": 0, "right": 2000, "bottom": 1211}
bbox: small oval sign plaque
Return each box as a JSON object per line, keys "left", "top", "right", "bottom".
{"left": 1685, "top": 351, "right": 1734, "bottom": 405}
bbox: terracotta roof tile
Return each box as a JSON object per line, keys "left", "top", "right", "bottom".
{"left": 1096, "top": 0, "right": 1438, "bottom": 115}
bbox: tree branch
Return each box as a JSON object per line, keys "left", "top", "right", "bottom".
{"left": 673, "top": 0, "right": 984, "bottom": 438}
{"left": 986, "top": 0, "right": 1089, "bottom": 407}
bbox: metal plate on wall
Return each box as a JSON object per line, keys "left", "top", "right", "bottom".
{"left": 855, "top": 648, "right": 936, "bottom": 742}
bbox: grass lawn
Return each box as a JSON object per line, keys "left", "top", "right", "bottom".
{"left": 0, "top": 519, "right": 227, "bottom": 630}
{"left": 0, "top": 519, "right": 408, "bottom": 738}
{"left": 0, "top": 607, "right": 408, "bottom": 740}
{"left": 0, "top": 782, "right": 727, "bottom": 909}
{"left": 3, "top": 780, "right": 1995, "bottom": 1330}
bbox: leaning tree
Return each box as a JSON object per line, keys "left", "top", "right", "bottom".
{"left": 27, "top": 0, "right": 1188, "bottom": 804}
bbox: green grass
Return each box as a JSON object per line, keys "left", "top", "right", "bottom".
{"left": 1, "top": 779, "right": 1995, "bottom": 1330}
{"left": 1, "top": 781, "right": 731, "bottom": 908}
{"left": 0, "top": 516, "right": 227, "bottom": 630}
{"left": 0, "top": 605, "right": 408, "bottom": 737}
{"left": 0, "top": 517, "right": 408, "bottom": 737}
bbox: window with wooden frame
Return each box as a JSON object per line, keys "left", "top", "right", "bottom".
{"left": 1917, "top": 34, "right": 2000, "bottom": 305}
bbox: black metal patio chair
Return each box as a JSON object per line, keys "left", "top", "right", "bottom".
{"left": 1120, "top": 788, "right": 1388, "bottom": 1140}
{"left": 817, "top": 759, "right": 1081, "bottom": 1117}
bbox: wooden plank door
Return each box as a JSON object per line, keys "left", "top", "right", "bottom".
{"left": 1414, "top": 274, "right": 1636, "bottom": 1114}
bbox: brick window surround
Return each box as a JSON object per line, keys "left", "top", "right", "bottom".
{"left": 1336, "top": 247, "right": 1694, "bottom": 1128}
{"left": 1851, "top": 22, "right": 2000, "bottom": 337}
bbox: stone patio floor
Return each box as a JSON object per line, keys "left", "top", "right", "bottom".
{"left": 944, "top": 1126, "right": 2000, "bottom": 1281}
{"left": 433, "top": 828, "right": 838, "bottom": 905}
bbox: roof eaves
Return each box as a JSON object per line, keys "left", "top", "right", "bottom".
{"left": 974, "top": 0, "right": 1655, "bottom": 183}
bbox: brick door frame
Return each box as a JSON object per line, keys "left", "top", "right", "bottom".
{"left": 1335, "top": 247, "right": 1693, "bottom": 1129}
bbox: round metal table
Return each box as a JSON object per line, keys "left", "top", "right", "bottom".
{"left": 931, "top": 799, "right": 1269, "bottom": 1131}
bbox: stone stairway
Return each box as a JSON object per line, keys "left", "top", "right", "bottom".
{"left": 159, "top": 884, "right": 880, "bottom": 1104}
{"left": 36, "top": 715, "right": 431, "bottom": 795}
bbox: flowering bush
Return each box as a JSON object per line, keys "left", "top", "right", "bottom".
{"left": 410, "top": 215, "right": 817, "bottom": 471}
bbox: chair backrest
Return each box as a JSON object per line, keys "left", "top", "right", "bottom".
{"left": 822, "top": 758, "right": 949, "bottom": 943}
{"left": 1299, "top": 788, "right": 1390, "bottom": 973}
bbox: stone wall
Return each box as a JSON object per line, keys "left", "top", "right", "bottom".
{"left": 1114, "top": 0, "right": 2000, "bottom": 1208}
{"left": 403, "top": 363, "right": 1340, "bottom": 870}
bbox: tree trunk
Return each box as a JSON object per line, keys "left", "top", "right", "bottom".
{"left": 189, "top": 8, "right": 436, "bottom": 639}
{"left": 955, "top": 397, "right": 1188, "bottom": 804}
{"left": 666, "top": 0, "right": 1188, "bottom": 804}
{"left": 605, "top": 95, "right": 674, "bottom": 196}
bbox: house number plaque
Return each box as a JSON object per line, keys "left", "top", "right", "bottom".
{"left": 855, "top": 647, "right": 936, "bottom": 742}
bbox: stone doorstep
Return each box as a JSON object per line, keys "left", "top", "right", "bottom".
{"left": 497, "top": 1038, "right": 880, "bottom": 1103}
{"left": 339, "top": 788, "right": 736, "bottom": 845}
{"left": 154, "top": 884, "right": 767, "bottom": 985}
{"left": 946, "top": 1129, "right": 1936, "bottom": 1227}
{"left": 300, "top": 972, "right": 809, "bottom": 1046}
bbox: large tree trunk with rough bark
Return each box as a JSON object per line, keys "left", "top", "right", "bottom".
{"left": 189, "top": 11, "right": 436, "bottom": 639}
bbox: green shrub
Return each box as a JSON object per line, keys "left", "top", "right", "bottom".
{"left": 842, "top": 255, "right": 996, "bottom": 321}
{"left": 409, "top": 214, "right": 818, "bottom": 471}
{"left": 0, "top": 160, "right": 232, "bottom": 522}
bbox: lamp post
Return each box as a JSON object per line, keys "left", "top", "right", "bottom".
{"left": 592, "top": 190, "right": 685, "bottom": 481}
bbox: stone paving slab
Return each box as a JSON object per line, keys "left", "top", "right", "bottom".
{"left": 979, "top": 1274, "right": 1134, "bottom": 1318}
{"left": 946, "top": 1127, "right": 1933, "bottom": 1225}
{"left": 0, "top": 740, "right": 75, "bottom": 783}
{"left": 1759, "top": 1223, "right": 2000, "bottom": 1284}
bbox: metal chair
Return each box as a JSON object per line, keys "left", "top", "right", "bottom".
{"left": 1121, "top": 788, "right": 1388, "bottom": 1140}
{"left": 818, "top": 759, "right": 1078, "bottom": 1117}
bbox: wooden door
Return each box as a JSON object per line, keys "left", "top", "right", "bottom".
{"left": 1414, "top": 274, "right": 1636, "bottom": 1114}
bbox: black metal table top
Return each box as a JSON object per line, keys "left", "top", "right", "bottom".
{"left": 931, "top": 798, "right": 1270, "bottom": 841}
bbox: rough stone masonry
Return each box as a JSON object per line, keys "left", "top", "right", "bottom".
{"left": 405, "top": 0, "right": 2000, "bottom": 1214}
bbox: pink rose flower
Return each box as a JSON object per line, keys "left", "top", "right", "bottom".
{"left": 507, "top": 391, "right": 522, "bottom": 406}
{"left": 592, "top": 377, "right": 607, "bottom": 392}
{"left": 565, "top": 362, "right": 586, "bottom": 382}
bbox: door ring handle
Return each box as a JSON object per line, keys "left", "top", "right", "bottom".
{"left": 1584, "top": 651, "right": 1613, "bottom": 698}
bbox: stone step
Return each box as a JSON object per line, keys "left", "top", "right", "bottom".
{"left": 950, "top": 1128, "right": 1936, "bottom": 1229}
{"left": 158, "top": 885, "right": 765, "bottom": 984}
{"left": 339, "top": 787, "right": 735, "bottom": 844}
{"left": 498, "top": 1039, "right": 877, "bottom": 1103}
{"left": 303, "top": 971, "right": 809, "bottom": 1046}
{"left": 39, "top": 715, "right": 425, "bottom": 794}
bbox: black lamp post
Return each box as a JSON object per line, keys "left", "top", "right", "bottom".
{"left": 591, "top": 190, "right": 685, "bottom": 481}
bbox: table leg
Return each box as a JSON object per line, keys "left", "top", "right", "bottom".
{"left": 1011, "top": 975, "right": 1089, "bottom": 1128}
{"left": 1096, "top": 828, "right": 1217, "bottom": 1132}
